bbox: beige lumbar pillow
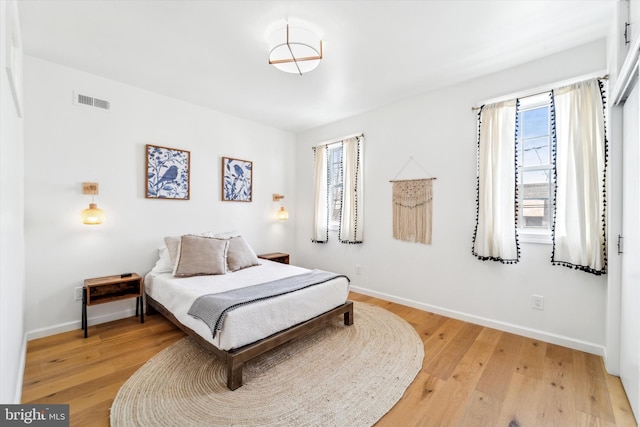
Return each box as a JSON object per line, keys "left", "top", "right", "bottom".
{"left": 173, "top": 235, "right": 229, "bottom": 277}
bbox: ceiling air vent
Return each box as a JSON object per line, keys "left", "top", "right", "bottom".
{"left": 73, "top": 92, "right": 111, "bottom": 110}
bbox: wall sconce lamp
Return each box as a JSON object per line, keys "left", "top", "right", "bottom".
{"left": 273, "top": 194, "right": 289, "bottom": 220}
{"left": 81, "top": 182, "right": 105, "bottom": 225}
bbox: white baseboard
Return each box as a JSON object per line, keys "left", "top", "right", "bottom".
{"left": 27, "top": 289, "right": 605, "bottom": 356}
{"left": 26, "top": 308, "right": 138, "bottom": 341}
{"left": 603, "top": 346, "right": 619, "bottom": 376}
{"left": 350, "top": 285, "right": 605, "bottom": 356}
{"left": 14, "top": 334, "right": 27, "bottom": 403}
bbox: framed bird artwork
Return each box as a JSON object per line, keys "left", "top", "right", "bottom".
{"left": 145, "top": 144, "right": 190, "bottom": 200}
{"left": 222, "top": 156, "right": 252, "bottom": 202}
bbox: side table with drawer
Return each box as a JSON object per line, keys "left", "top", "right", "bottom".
{"left": 257, "top": 252, "right": 290, "bottom": 265}
{"left": 82, "top": 273, "right": 144, "bottom": 338}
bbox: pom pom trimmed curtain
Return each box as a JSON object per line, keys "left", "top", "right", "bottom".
{"left": 339, "top": 136, "right": 364, "bottom": 243}
{"left": 472, "top": 100, "right": 520, "bottom": 263}
{"left": 551, "top": 79, "right": 607, "bottom": 275}
{"left": 312, "top": 135, "right": 364, "bottom": 244}
{"left": 472, "top": 78, "right": 607, "bottom": 275}
{"left": 311, "top": 144, "right": 329, "bottom": 243}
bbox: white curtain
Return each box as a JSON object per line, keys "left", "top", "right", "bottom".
{"left": 551, "top": 79, "right": 607, "bottom": 274}
{"left": 472, "top": 100, "right": 520, "bottom": 263}
{"left": 339, "top": 136, "right": 364, "bottom": 243}
{"left": 311, "top": 144, "right": 329, "bottom": 243}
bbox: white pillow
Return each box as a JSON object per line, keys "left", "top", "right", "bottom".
{"left": 201, "top": 230, "right": 242, "bottom": 239}
{"left": 150, "top": 245, "right": 173, "bottom": 274}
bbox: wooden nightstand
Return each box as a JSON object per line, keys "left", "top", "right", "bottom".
{"left": 258, "top": 252, "right": 290, "bottom": 264}
{"left": 82, "top": 273, "right": 144, "bottom": 338}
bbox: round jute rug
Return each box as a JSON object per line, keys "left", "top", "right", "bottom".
{"left": 110, "top": 301, "right": 423, "bottom": 426}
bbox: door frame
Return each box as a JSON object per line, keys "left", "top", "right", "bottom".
{"left": 610, "top": 35, "right": 640, "bottom": 421}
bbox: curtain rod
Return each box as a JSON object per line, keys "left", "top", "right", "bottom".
{"left": 471, "top": 72, "right": 608, "bottom": 111}
{"left": 313, "top": 133, "right": 364, "bottom": 148}
{"left": 389, "top": 178, "right": 436, "bottom": 182}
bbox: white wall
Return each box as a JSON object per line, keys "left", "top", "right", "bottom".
{"left": 23, "top": 56, "right": 296, "bottom": 338}
{"left": 295, "top": 39, "right": 609, "bottom": 355}
{"left": 0, "top": 0, "right": 26, "bottom": 403}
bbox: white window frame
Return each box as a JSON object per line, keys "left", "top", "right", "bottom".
{"left": 327, "top": 143, "right": 343, "bottom": 231}
{"left": 517, "top": 93, "right": 553, "bottom": 244}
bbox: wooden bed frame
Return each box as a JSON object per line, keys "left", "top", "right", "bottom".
{"left": 146, "top": 294, "right": 354, "bottom": 390}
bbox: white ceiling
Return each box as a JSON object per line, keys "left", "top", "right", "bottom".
{"left": 17, "top": 0, "right": 615, "bottom": 133}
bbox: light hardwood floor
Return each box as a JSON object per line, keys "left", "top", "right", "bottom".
{"left": 22, "top": 292, "right": 637, "bottom": 427}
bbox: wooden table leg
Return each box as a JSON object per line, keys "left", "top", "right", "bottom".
{"left": 82, "top": 288, "right": 88, "bottom": 338}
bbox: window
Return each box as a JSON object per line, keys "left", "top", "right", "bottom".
{"left": 312, "top": 135, "right": 364, "bottom": 244}
{"left": 473, "top": 77, "right": 607, "bottom": 274}
{"left": 328, "top": 145, "right": 343, "bottom": 230}
{"left": 517, "top": 93, "right": 553, "bottom": 243}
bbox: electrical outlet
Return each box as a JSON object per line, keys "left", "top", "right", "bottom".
{"left": 532, "top": 295, "right": 544, "bottom": 310}
{"left": 356, "top": 265, "right": 361, "bottom": 274}
{"left": 75, "top": 287, "right": 84, "bottom": 301}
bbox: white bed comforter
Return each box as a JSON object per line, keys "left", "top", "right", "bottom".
{"left": 144, "top": 260, "right": 349, "bottom": 350}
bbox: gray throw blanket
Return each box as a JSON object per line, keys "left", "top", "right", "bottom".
{"left": 187, "top": 269, "right": 349, "bottom": 339}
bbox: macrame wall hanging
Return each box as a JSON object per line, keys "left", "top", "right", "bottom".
{"left": 390, "top": 157, "right": 436, "bottom": 244}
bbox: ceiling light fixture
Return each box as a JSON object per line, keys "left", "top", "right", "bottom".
{"left": 269, "top": 24, "right": 323, "bottom": 75}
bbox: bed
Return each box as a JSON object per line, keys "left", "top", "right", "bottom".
{"left": 144, "top": 233, "right": 353, "bottom": 390}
